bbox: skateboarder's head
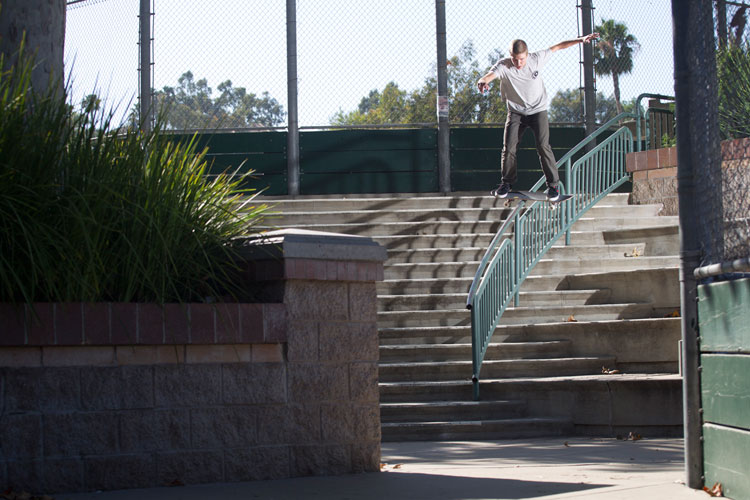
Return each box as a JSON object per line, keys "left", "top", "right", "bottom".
{"left": 509, "top": 39, "right": 528, "bottom": 70}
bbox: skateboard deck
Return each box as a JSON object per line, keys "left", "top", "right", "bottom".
{"left": 496, "top": 189, "right": 573, "bottom": 206}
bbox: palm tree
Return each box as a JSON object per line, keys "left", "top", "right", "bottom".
{"left": 594, "top": 19, "right": 640, "bottom": 114}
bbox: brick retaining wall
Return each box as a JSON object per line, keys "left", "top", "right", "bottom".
{"left": 0, "top": 229, "right": 386, "bottom": 494}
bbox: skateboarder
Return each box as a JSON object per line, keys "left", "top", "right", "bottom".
{"left": 477, "top": 33, "right": 599, "bottom": 201}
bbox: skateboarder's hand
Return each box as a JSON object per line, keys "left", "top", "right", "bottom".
{"left": 477, "top": 81, "right": 489, "bottom": 94}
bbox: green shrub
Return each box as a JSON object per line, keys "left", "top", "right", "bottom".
{"left": 0, "top": 48, "right": 269, "bottom": 305}
{"left": 717, "top": 43, "right": 750, "bottom": 139}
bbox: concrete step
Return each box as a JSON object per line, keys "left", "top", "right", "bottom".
{"left": 378, "top": 275, "right": 572, "bottom": 295}
{"left": 377, "top": 303, "right": 657, "bottom": 328}
{"left": 385, "top": 243, "right": 649, "bottom": 264}
{"left": 261, "top": 216, "right": 677, "bottom": 239}
{"left": 268, "top": 203, "right": 663, "bottom": 226}
{"left": 379, "top": 356, "right": 615, "bottom": 382}
{"left": 260, "top": 192, "right": 632, "bottom": 212}
{"left": 378, "top": 290, "right": 610, "bottom": 311}
{"left": 380, "top": 400, "right": 525, "bottom": 423}
{"left": 379, "top": 372, "right": 682, "bottom": 403}
{"left": 379, "top": 340, "right": 571, "bottom": 363}
{"left": 381, "top": 417, "right": 573, "bottom": 442}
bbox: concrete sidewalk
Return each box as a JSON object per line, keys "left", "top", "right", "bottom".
{"left": 59, "top": 437, "right": 709, "bottom": 500}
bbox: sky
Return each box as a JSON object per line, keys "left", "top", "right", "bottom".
{"left": 64, "top": 0, "right": 675, "bottom": 127}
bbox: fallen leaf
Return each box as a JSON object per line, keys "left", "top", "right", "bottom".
{"left": 628, "top": 431, "right": 642, "bottom": 441}
{"left": 380, "top": 463, "right": 388, "bottom": 470}
{"left": 624, "top": 247, "right": 642, "bottom": 257}
{"left": 665, "top": 309, "right": 680, "bottom": 318}
{"left": 602, "top": 366, "right": 621, "bottom": 375}
{"left": 393, "top": 464, "right": 403, "bottom": 469}
{"left": 563, "top": 441, "right": 570, "bottom": 447}
{"left": 703, "top": 482, "right": 723, "bottom": 497}
{"left": 567, "top": 314, "right": 577, "bottom": 322}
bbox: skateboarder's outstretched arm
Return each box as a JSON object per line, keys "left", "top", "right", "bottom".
{"left": 548, "top": 32, "right": 599, "bottom": 52}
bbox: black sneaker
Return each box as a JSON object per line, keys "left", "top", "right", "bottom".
{"left": 546, "top": 185, "right": 560, "bottom": 202}
{"left": 492, "top": 182, "right": 512, "bottom": 198}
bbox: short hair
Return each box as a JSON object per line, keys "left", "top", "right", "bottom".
{"left": 510, "top": 39, "right": 528, "bottom": 56}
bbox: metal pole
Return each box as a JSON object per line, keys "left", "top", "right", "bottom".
{"left": 716, "top": 0, "right": 728, "bottom": 48}
{"left": 435, "top": 0, "right": 451, "bottom": 193}
{"left": 673, "top": 0, "right": 720, "bottom": 489}
{"left": 286, "top": 0, "right": 300, "bottom": 196}
{"left": 580, "top": 0, "right": 596, "bottom": 150}
{"left": 138, "top": 0, "right": 152, "bottom": 133}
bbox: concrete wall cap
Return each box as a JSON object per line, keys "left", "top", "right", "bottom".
{"left": 237, "top": 229, "right": 387, "bottom": 262}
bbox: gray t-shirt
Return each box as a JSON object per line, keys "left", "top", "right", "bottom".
{"left": 490, "top": 48, "right": 552, "bottom": 115}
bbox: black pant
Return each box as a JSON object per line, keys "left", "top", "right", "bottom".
{"left": 501, "top": 110, "right": 558, "bottom": 187}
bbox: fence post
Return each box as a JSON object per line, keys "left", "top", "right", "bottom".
{"left": 286, "top": 0, "right": 300, "bottom": 196}
{"left": 673, "top": 0, "right": 721, "bottom": 489}
{"left": 435, "top": 0, "right": 451, "bottom": 193}
{"left": 138, "top": 0, "right": 153, "bottom": 133}
{"left": 580, "top": 0, "right": 596, "bottom": 150}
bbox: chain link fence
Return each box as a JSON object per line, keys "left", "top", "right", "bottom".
{"left": 65, "top": 0, "right": 675, "bottom": 130}
{"left": 712, "top": 0, "right": 750, "bottom": 267}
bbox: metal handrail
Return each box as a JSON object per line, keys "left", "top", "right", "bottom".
{"left": 464, "top": 95, "right": 676, "bottom": 400}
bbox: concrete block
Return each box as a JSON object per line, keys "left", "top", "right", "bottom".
{"left": 191, "top": 407, "right": 257, "bottom": 448}
{"left": 320, "top": 403, "right": 354, "bottom": 442}
{"left": 81, "top": 365, "right": 154, "bottom": 410}
{"left": 4, "top": 459, "right": 42, "bottom": 494}
{"left": 319, "top": 322, "right": 378, "bottom": 363}
{"left": 185, "top": 345, "right": 251, "bottom": 364}
{"left": 83, "top": 303, "right": 110, "bottom": 345}
{"left": 189, "top": 304, "right": 215, "bottom": 344}
{"left": 0, "top": 347, "right": 42, "bottom": 367}
{"left": 163, "top": 304, "right": 190, "bottom": 344}
{"left": 348, "top": 283, "right": 378, "bottom": 322}
{"left": 3, "top": 367, "right": 80, "bottom": 411}
{"left": 119, "top": 409, "right": 190, "bottom": 452}
{"left": 285, "top": 281, "right": 348, "bottom": 321}
{"left": 156, "top": 450, "right": 223, "bottom": 486}
{"left": 110, "top": 303, "right": 137, "bottom": 345}
{"left": 116, "top": 345, "right": 185, "bottom": 365}
{"left": 137, "top": 303, "right": 164, "bottom": 344}
{"left": 286, "top": 321, "right": 318, "bottom": 362}
{"left": 84, "top": 454, "right": 155, "bottom": 491}
{"left": 224, "top": 446, "right": 291, "bottom": 481}
{"left": 154, "top": 364, "right": 222, "bottom": 407}
{"left": 215, "top": 303, "right": 241, "bottom": 344}
{"left": 353, "top": 404, "right": 382, "bottom": 442}
{"left": 44, "top": 412, "right": 118, "bottom": 457}
{"left": 288, "top": 364, "right": 348, "bottom": 403}
{"left": 348, "top": 362, "right": 379, "bottom": 402}
{"left": 56, "top": 303, "right": 84, "bottom": 345}
{"left": 0, "top": 414, "right": 42, "bottom": 459}
{"left": 251, "top": 344, "right": 284, "bottom": 363}
{"left": 262, "top": 303, "right": 287, "bottom": 343}
{"left": 257, "top": 404, "right": 321, "bottom": 444}
{"left": 350, "top": 441, "right": 380, "bottom": 473}
{"left": 238, "top": 303, "right": 264, "bottom": 343}
{"left": 291, "top": 444, "right": 351, "bottom": 477}
{"left": 43, "top": 458, "right": 84, "bottom": 493}
{"left": 222, "top": 363, "right": 287, "bottom": 405}
{"left": 42, "top": 346, "right": 115, "bottom": 367}
{"left": 0, "top": 304, "right": 26, "bottom": 346}
{"left": 27, "top": 303, "right": 54, "bottom": 345}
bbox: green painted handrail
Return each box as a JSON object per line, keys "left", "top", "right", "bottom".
{"left": 466, "top": 94, "right": 674, "bottom": 401}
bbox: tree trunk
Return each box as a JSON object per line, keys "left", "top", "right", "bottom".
{"left": 613, "top": 71, "right": 623, "bottom": 114}
{"left": 0, "top": 0, "right": 66, "bottom": 95}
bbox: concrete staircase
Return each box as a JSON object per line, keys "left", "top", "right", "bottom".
{"left": 261, "top": 192, "right": 684, "bottom": 441}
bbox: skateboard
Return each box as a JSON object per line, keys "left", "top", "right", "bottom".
{"left": 494, "top": 189, "right": 573, "bottom": 207}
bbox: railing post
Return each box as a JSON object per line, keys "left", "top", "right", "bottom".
{"left": 435, "top": 0, "right": 451, "bottom": 193}
{"left": 138, "top": 0, "right": 153, "bottom": 133}
{"left": 513, "top": 207, "right": 522, "bottom": 307}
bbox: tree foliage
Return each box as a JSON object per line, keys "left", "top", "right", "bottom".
{"left": 594, "top": 19, "right": 640, "bottom": 114}
{"left": 548, "top": 88, "right": 641, "bottom": 124}
{"left": 154, "top": 71, "right": 285, "bottom": 130}
{"left": 331, "top": 41, "right": 507, "bottom": 125}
